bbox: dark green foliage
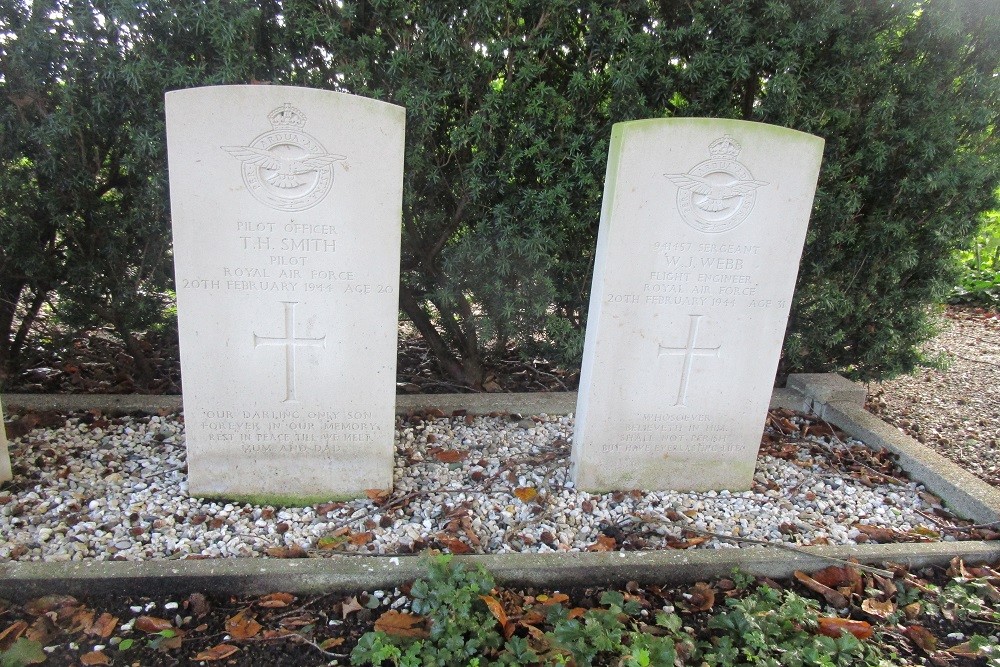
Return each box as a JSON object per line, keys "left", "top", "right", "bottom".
{"left": 1, "top": 0, "right": 997, "bottom": 386}
{"left": 350, "top": 554, "right": 501, "bottom": 666}
{"left": 705, "top": 586, "right": 886, "bottom": 666}
{"left": 0, "top": 0, "right": 278, "bottom": 384}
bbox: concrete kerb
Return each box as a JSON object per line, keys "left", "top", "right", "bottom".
{"left": 787, "top": 373, "right": 1000, "bottom": 526}
{"left": 2, "top": 543, "right": 1000, "bottom": 601}
{"left": 1, "top": 375, "right": 998, "bottom": 598}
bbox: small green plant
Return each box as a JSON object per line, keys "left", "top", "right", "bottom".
{"left": 705, "top": 586, "right": 893, "bottom": 666}
{"left": 925, "top": 576, "right": 1000, "bottom": 626}
{"left": 951, "top": 206, "right": 1000, "bottom": 308}
{"left": 545, "top": 589, "right": 691, "bottom": 666}
{"left": 351, "top": 554, "right": 501, "bottom": 666}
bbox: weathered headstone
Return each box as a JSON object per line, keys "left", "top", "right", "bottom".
{"left": 166, "top": 86, "right": 404, "bottom": 503}
{"left": 0, "top": 397, "right": 10, "bottom": 483}
{"left": 571, "top": 118, "right": 823, "bottom": 492}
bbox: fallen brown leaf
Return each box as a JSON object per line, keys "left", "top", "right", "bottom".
{"left": 904, "top": 625, "right": 938, "bottom": 653}
{"left": 513, "top": 487, "right": 538, "bottom": 502}
{"left": 809, "top": 565, "right": 861, "bottom": 592}
{"left": 63, "top": 607, "right": 95, "bottom": 634}
{"left": 861, "top": 598, "right": 895, "bottom": 619}
{"left": 586, "top": 535, "right": 616, "bottom": 552}
{"left": 257, "top": 592, "right": 295, "bottom": 608}
{"left": 817, "top": 617, "right": 873, "bottom": 640}
{"left": 340, "top": 596, "right": 364, "bottom": 619}
{"left": 264, "top": 545, "right": 308, "bottom": 558}
{"left": 519, "top": 609, "right": 546, "bottom": 626}
{"left": 23, "top": 594, "right": 79, "bottom": 616}
{"left": 262, "top": 628, "right": 295, "bottom": 639}
{"left": 440, "top": 537, "right": 473, "bottom": 554}
{"left": 364, "top": 489, "right": 390, "bottom": 505}
{"left": 319, "top": 637, "right": 346, "bottom": 650}
{"left": 86, "top": 612, "right": 119, "bottom": 638}
{"left": 279, "top": 615, "right": 317, "bottom": 629}
{"left": 135, "top": 616, "right": 174, "bottom": 634}
{"left": 480, "top": 595, "right": 513, "bottom": 638}
{"left": 80, "top": 650, "right": 111, "bottom": 666}
{"left": 349, "top": 531, "right": 374, "bottom": 546}
{"left": 374, "top": 610, "right": 428, "bottom": 639}
{"left": 853, "top": 524, "right": 902, "bottom": 543}
{"left": 685, "top": 582, "right": 716, "bottom": 612}
{"left": 225, "top": 610, "right": 263, "bottom": 640}
{"left": 434, "top": 449, "right": 468, "bottom": 463}
{"left": 794, "top": 571, "right": 849, "bottom": 608}
{"left": 0, "top": 621, "right": 27, "bottom": 651}
{"left": 949, "top": 640, "right": 985, "bottom": 658}
{"left": 194, "top": 644, "right": 240, "bottom": 661}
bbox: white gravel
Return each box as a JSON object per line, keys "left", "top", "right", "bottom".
{"left": 0, "top": 409, "right": 954, "bottom": 562}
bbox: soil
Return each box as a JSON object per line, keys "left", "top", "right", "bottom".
{"left": 1, "top": 559, "right": 997, "bottom": 666}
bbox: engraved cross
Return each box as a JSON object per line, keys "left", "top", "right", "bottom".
{"left": 658, "top": 314, "right": 720, "bottom": 407}
{"left": 253, "top": 301, "right": 326, "bottom": 403}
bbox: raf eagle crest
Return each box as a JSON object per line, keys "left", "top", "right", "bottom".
{"left": 666, "top": 135, "right": 767, "bottom": 233}
{"left": 223, "top": 103, "right": 345, "bottom": 212}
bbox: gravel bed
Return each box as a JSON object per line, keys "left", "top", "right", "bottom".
{"left": 869, "top": 306, "right": 1000, "bottom": 488}
{"left": 0, "top": 410, "right": 953, "bottom": 562}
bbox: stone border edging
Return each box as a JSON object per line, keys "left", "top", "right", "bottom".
{"left": 2, "top": 376, "right": 998, "bottom": 598}
{"left": 2, "top": 542, "right": 998, "bottom": 601}
{"left": 788, "top": 373, "right": 1000, "bottom": 525}
{"left": 2, "top": 388, "right": 802, "bottom": 417}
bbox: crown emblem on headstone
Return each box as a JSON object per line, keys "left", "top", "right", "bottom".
{"left": 268, "top": 103, "right": 308, "bottom": 130}
{"left": 665, "top": 134, "right": 768, "bottom": 233}
{"left": 708, "top": 135, "right": 741, "bottom": 160}
{"left": 223, "top": 102, "right": 345, "bottom": 212}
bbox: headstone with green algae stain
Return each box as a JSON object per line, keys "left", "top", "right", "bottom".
{"left": 571, "top": 118, "right": 824, "bottom": 492}
{"left": 166, "top": 86, "right": 404, "bottom": 503}
{"left": 0, "top": 396, "right": 10, "bottom": 483}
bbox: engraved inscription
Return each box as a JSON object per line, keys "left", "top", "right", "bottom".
{"left": 657, "top": 314, "right": 720, "bottom": 407}
{"left": 665, "top": 136, "right": 768, "bottom": 233}
{"left": 253, "top": 301, "right": 327, "bottom": 403}
{"left": 199, "top": 408, "right": 383, "bottom": 458}
{"left": 223, "top": 103, "right": 346, "bottom": 212}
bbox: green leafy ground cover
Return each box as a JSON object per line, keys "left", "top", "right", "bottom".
{"left": 2, "top": 555, "right": 998, "bottom": 666}
{"left": 951, "top": 206, "right": 1000, "bottom": 309}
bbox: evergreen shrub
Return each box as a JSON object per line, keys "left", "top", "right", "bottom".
{"left": 1, "top": 0, "right": 997, "bottom": 386}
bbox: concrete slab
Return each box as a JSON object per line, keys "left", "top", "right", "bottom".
{"left": 786, "top": 373, "right": 866, "bottom": 410}
{"left": 1, "top": 542, "right": 998, "bottom": 600}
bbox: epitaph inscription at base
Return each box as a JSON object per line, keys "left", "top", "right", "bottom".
{"left": 0, "top": 397, "right": 10, "bottom": 483}
{"left": 571, "top": 119, "right": 824, "bottom": 492}
{"left": 167, "top": 86, "right": 404, "bottom": 502}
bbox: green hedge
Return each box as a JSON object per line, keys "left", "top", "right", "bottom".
{"left": 1, "top": 0, "right": 997, "bottom": 388}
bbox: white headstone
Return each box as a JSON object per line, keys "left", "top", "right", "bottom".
{"left": 0, "top": 397, "right": 10, "bottom": 483}
{"left": 571, "top": 118, "right": 824, "bottom": 492}
{"left": 166, "top": 85, "right": 404, "bottom": 503}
